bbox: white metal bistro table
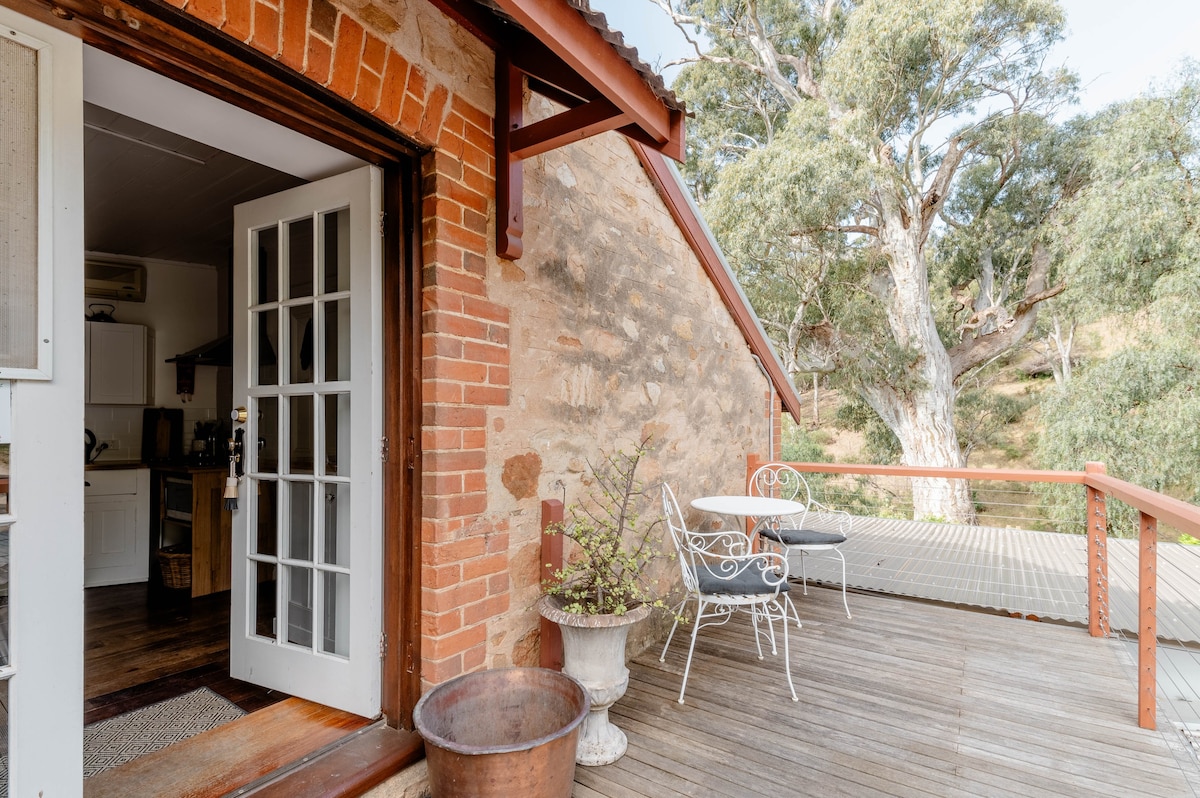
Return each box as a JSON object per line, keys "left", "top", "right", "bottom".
{"left": 690, "top": 495, "right": 805, "bottom": 531}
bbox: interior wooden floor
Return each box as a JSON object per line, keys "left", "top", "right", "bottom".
{"left": 85, "top": 582, "right": 284, "bottom": 724}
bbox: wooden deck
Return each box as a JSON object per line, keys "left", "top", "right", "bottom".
{"left": 582, "top": 587, "right": 1200, "bottom": 797}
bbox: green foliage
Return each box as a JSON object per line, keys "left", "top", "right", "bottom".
{"left": 542, "top": 441, "right": 669, "bottom": 615}
{"left": 1036, "top": 344, "right": 1200, "bottom": 536}
{"left": 834, "top": 397, "right": 901, "bottom": 463}
{"left": 954, "top": 386, "right": 1028, "bottom": 463}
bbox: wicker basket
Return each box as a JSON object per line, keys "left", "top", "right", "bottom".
{"left": 158, "top": 545, "right": 192, "bottom": 590}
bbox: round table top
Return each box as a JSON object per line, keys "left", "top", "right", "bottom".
{"left": 689, "top": 495, "right": 804, "bottom": 518}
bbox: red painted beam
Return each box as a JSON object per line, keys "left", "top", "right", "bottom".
{"left": 495, "top": 0, "right": 679, "bottom": 151}
{"left": 496, "top": 54, "right": 524, "bottom": 260}
{"left": 510, "top": 98, "right": 629, "bottom": 160}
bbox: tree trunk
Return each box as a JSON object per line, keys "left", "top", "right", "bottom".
{"left": 867, "top": 206, "right": 977, "bottom": 523}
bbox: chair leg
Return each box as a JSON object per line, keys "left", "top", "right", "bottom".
{"left": 784, "top": 592, "right": 803, "bottom": 631}
{"left": 836, "top": 548, "right": 852, "bottom": 619}
{"left": 778, "top": 599, "right": 798, "bottom": 702}
{"left": 799, "top": 549, "right": 809, "bottom": 595}
{"left": 659, "top": 598, "right": 687, "bottom": 662}
{"left": 677, "top": 598, "right": 708, "bottom": 704}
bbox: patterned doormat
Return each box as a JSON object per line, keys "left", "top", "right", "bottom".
{"left": 83, "top": 687, "right": 246, "bottom": 778}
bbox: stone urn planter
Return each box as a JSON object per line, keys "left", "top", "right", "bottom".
{"left": 538, "top": 595, "right": 652, "bottom": 766}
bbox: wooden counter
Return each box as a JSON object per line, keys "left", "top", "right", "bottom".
{"left": 152, "top": 465, "right": 232, "bottom": 598}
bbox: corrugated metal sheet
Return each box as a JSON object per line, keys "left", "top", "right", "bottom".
{"left": 794, "top": 514, "right": 1200, "bottom": 645}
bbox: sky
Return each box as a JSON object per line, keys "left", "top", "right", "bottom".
{"left": 590, "top": 0, "right": 1200, "bottom": 115}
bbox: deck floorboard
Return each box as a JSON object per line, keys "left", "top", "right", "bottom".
{"left": 588, "top": 587, "right": 1200, "bottom": 797}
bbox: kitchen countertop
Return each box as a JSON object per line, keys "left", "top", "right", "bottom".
{"left": 85, "top": 459, "right": 146, "bottom": 471}
{"left": 85, "top": 460, "right": 227, "bottom": 472}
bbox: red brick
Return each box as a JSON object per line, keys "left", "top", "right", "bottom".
{"left": 436, "top": 492, "right": 488, "bottom": 519}
{"left": 426, "top": 380, "right": 463, "bottom": 403}
{"left": 423, "top": 405, "right": 487, "bottom": 430}
{"left": 429, "top": 197, "right": 464, "bottom": 226}
{"left": 406, "top": 68, "right": 427, "bottom": 103}
{"left": 464, "top": 385, "right": 508, "bottom": 406}
{"left": 441, "top": 112, "right": 466, "bottom": 139}
{"left": 361, "top": 32, "right": 388, "bottom": 74}
{"left": 423, "top": 428, "right": 462, "bottom": 450}
{"left": 462, "top": 643, "right": 487, "bottom": 673}
{"left": 377, "top": 51, "right": 410, "bottom": 126}
{"left": 306, "top": 36, "right": 333, "bottom": 85}
{"left": 461, "top": 208, "right": 488, "bottom": 235}
{"left": 456, "top": 139, "right": 492, "bottom": 174}
{"left": 461, "top": 164, "right": 494, "bottom": 195}
{"left": 329, "top": 15, "right": 364, "bottom": 99}
{"left": 486, "top": 530, "right": 510, "bottom": 554}
{"left": 462, "top": 119, "right": 493, "bottom": 156}
{"left": 463, "top": 594, "right": 508, "bottom": 627}
{"left": 440, "top": 224, "right": 488, "bottom": 256}
{"left": 423, "top": 563, "right": 462, "bottom": 590}
{"left": 441, "top": 178, "right": 489, "bottom": 215}
{"left": 431, "top": 357, "right": 489, "bottom": 383}
{"left": 428, "top": 624, "right": 487, "bottom": 661}
{"left": 462, "top": 296, "right": 508, "bottom": 325}
{"left": 430, "top": 266, "right": 486, "bottom": 299}
{"left": 423, "top": 471, "right": 463, "bottom": 494}
{"left": 463, "top": 251, "right": 487, "bottom": 276}
{"left": 163, "top": 0, "right": 186, "bottom": 8}
{"left": 251, "top": 2, "right": 280, "bottom": 55}
{"left": 399, "top": 93, "right": 425, "bottom": 140}
{"left": 225, "top": 0, "right": 253, "bottom": 39}
{"left": 488, "top": 571, "right": 510, "bottom": 596}
{"left": 423, "top": 654, "right": 463, "bottom": 684}
{"left": 462, "top": 340, "right": 509, "bottom": 366}
{"left": 279, "top": 0, "right": 307, "bottom": 70}
{"left": 463, "top": 553, "right": 507, "bottom": 582}
{"left": 427, "top": 311, "right": 490, "bottom": 341}
{"left": 426, "top": 581, "right": 488, "bottom": 617}
{"left": 421, "top": 607, "right": 462, "bottom": 637}
{"left": 354, "top": 69, "right": 382, "bottom": 113}
{"left": 424, "top": 536, "right": 487, "bottom": 566}
{"left": 451, "top": 95, "right": 492, "bottom": 133}
{"left": 309, "top": 0, "right": 336, "bottom": 38}
{"left": 462, "top": 429, "right": 488, "bottom": 451}
{"left": 488, "top": 365, "right": 510, "bottom": 386}
{"left": 434, "top": 156, "right": 463, "bottom": 182}
{"left": 425, "top": 333, "right": 464, "bottom": 359}
{"left": 423, "top": 286, "right": 466, "bottom": 314}
{"left": 190, "top": 0, "right": 226, "bottom": 28}
{"left": 420, "top": 85, "right": 451, "bottom": 145}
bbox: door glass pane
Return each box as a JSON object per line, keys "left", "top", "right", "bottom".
{"left": 255, "top": 309, "right": 279, "bottom": 387}
{"left": 288, "top": 481, "right": 313, "bottom": 561}
{"left": 285, "top": 565, "right": 314, "bottom": 648}
{"left": 0, "top": 34, "right": 38, "bottom": 376}
{"left": 322, "top": 571, "right": 350, "bottom": 657}
{"left": 254, "top": 479, "right": 278, "bottom": 557}
{"left": 254, "top": 561, "right": 277, "bottom": 640}
{"left": 254, "top": 226, "right": 279, "bottom": 304}
{"left": 0, "top": 523, "right": 8, "bottom": 666}
{"left": 287, "top": 217, "right": 314, "bottom": 299}
{"left": 321, "top": 483, "right": 350, "bottom": 567}
{"left": 322, "top": 298, "right": 350, "bottom": 382}
{"left": 323, "top": 393, "right": 349, "bottom": 476}
{"left": 322, "top": 208, "right": 350, "bottom": 294}
{"left": 256, "top": 397, "right": 278, "bottom": 474}
{"left": 288, "top": 395, "right": 314, "bottom": 474}
{"left": 289, "top": 304, "right": 314, "bottom": 385}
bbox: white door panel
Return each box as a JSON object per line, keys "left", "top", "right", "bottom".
{"left": 230, "top": 166, "right": 382, "bottom": 718}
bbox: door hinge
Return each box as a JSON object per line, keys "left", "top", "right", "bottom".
{"left": 381, "top": 436, "right": 389, "bottom": 463}
{"left": 379, "top": 632, "right": 388, "bottom": 658}
{"left": 405, "top": 641, "right": 417, "bottom": 674}
{"left": 378, "top": 210, "right": 386, "bottom": 236}
{"left": 407, "top": 437, "right": 416, "bottom": 471}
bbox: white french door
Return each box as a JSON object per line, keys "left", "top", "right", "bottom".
{"left": 230, "top": 166, "right": 383, "bottom": 718}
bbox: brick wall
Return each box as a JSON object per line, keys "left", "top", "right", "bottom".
{"left": 167, "top": 0, "right": 775, "bottom": 687}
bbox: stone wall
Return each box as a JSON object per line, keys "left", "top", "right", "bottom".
{"left": 166, "top": 0, "right": 773, "bottom": 686}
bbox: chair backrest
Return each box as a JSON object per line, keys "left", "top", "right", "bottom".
{"left": 749, "top": 463, "right": 813, "bottom": 507}
{"left": 661, "top": 483, "right": 701, "bottom": 594}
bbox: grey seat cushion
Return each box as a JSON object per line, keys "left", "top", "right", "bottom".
{"left": 696, "top": 564, "right": 789, "bottom": 595}
{"left": 760, "top": 527, "right": 846, "bottom": 546}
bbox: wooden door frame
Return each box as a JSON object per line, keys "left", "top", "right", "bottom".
{"left": 5, "top": 0, "right": 424, "bottom": 729}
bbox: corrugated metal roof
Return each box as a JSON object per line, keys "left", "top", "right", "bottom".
{"left": 794, "top": 514, "right": 1200, "bottom": 645}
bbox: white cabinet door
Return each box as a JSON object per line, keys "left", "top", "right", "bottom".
{"left": 85, "top": 322, "right": 153, "bottom": 404}
{"left": 229, "top": 166, "right": 382, "bottom": 718}
{"left": 83, "top": 469, "right": 149, "bottom": 587}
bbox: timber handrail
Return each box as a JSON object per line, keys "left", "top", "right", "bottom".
{"left": 748, "top": 455, "right": 1200, "bottom": 731}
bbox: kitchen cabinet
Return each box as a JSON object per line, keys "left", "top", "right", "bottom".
{"left": 84, "top": 467, "right": 150, "bottom": 587}
{"left": 85, "top": 321, "right": 154, "bottom": 405}
{"left": 153, "top": 466, "right": 232, "bottom": 598}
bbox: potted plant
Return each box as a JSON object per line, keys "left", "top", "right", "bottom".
{"left": 537, "top": 439, "right": 668, "bottom": 766}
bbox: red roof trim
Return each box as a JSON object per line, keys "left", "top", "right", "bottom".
{"left": 631, "top": 143, "right": 804, "bottom": 423}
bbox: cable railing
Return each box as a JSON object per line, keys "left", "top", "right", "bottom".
{"left": 747, "top": 455, "right": 1200, "bottom": 731}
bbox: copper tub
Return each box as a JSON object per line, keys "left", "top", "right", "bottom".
{"left": 413, "top": 667, "right": 589, "bottom": 798}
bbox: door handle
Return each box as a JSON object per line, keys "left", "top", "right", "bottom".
{"left": 230, "top": 428, "right": 245, "bottom": 478}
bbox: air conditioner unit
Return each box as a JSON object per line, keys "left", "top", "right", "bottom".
{"left": 85, "top": 257, "right": 147, "bottom": 302}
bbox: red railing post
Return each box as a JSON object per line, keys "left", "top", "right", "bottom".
{"left": 1085, "top": 462, "right": 1109, "bottom": 638}
{"left": 1138, "top": 511, "right": 1158, "bottom": 730}
{"left": 540, "top": 499, "right": 564, "bottom": 670}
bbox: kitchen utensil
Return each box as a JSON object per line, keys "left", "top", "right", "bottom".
{"left": 87, "top": 303, "right": 117, "bottom": 322}
{"left": 85, "top": 428, "right": 96, "bottom": 464}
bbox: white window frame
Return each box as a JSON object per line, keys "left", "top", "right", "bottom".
{"left": 0, "top": 24, "right": 57, "bottom": 380}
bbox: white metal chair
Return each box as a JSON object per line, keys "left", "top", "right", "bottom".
{"left": 750, "top": 463, "right": 853, "bottom": 619}
{"left": 659, "top": 483, "right": 797, "bottom": 704}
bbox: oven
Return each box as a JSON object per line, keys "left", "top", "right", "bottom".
{"left": 162, "top": 476, "right": 193, "bottom": 522}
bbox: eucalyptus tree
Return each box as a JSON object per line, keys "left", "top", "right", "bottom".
{"left": 1037, "top": 66, "right": 1200, "bottom": 535}
{"left": 656, "top": 0, "right": 1077, "bottom": 520}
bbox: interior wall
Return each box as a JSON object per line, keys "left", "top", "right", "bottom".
{"left": 84, "top": 259, "right": 222, "bottom": 458}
